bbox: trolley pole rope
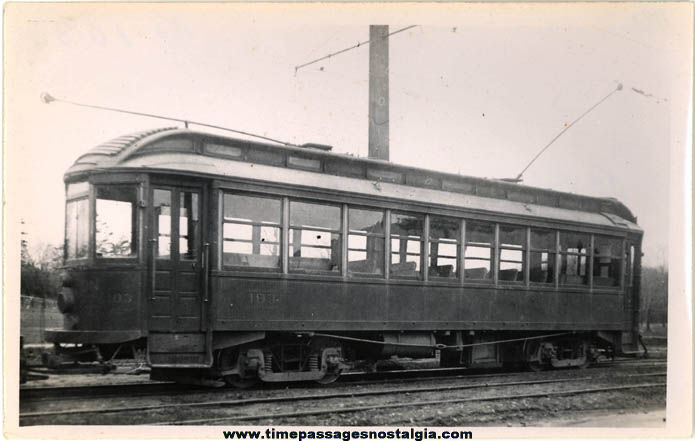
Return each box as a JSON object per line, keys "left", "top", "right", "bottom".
{"left": 40, "top": 92, "right": 297, "bottom": 147}
{"left": 513, "top": 83, "right": 623, "bottom": 182}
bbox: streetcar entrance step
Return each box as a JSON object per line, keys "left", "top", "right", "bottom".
{"left": 147, "top": 332, "right": 211, "bottom": 368}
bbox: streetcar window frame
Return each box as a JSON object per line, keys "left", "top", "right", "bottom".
{"left": 529, "top": 228, "right": 556, "bottom": 285}
{"left": 558, "top": 231, "right": 590, "bottom": 286}
{"left": 64, "top": 191, "right": 90, "bottom": 262}
{"left": 221, "top": 192, "right": 282, "bottom": 271}
{"left": 213, "top": 188, "right": 629, "bottom": 291}
{"left": 288, "top": 199, "right": 343, "bottom": 275}
{"left": 497, "top": 224, "right": 526, "bottom": 284}
{"left": 153, "top": 188, "right": 173, "bottom": 260}
{"left": 94, "top": 184, "right": 140, "bottom": 259}
{"left": 626, "top": 244, "right": 635, "bottom": 287}
{"left": 463, "top": 220, "right": 494, "bottom": 282}
{"left": 347, "top": 206, "right": 386, "bottom": 277}
{"left": 389, "top": 211, "right": 425, "bottom": 280}
{"left": 428, "top": 215, "right": 460, "bottom": 280}
{"left": 593, "top": 235, "right": 624, "bottom": 288}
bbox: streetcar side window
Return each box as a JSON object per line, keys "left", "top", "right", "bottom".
{"left": 289, "top": 200, "right": 341, "bottom": 273}
{"left": 529, "top": 229, "right": 556, "bottom": 284}
{"left": 593, "top": 236, "right": 623, "bottom": 287}
{"left": 95, "top": 185, "right": 138, "bottom": 258}
{"left": 464, "top": 221, "right": 493, "bottom": 281}
{"left": 498, "top": 224, "right": 526, "bottom": 283}
{"left": 348, "top": 208, "right": 385, "bottom": 276}
{"left": 429, "top": 216, "right": 459, "bottom": 279}
{"left": 223, "top": 193, "right": 281, "bottom": 269}
{"left": 390, "top": 212, "right": 424, "bottom": 279}
{"left": 559, "top": 232, "right": 589, "bottom": 285}
{"left": 65, "top": 197, "right": 89, "bottom": 260}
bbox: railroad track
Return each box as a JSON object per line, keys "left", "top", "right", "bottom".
{"left": 20, "top": 366, "right": 666, "bottom": 425}
{"left": 168, "top": 381, "right": 666, "bottom": 426}
{"left": 20, "top": 357, "right": 665, "bottom": 403}
{"left": 159, "top": 372, "right": 667, "bottom": 425}
{"left": 20, "top": 358, "right": 666, "bottom": 401}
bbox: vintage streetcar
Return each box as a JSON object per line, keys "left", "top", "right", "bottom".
{"left": 46, "top": 127, "right": 643, "bottom": 385}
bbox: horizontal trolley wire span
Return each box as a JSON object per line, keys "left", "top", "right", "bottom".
{"left": 165, "top": 381, "right": 667, "bottom": 425}
{"left": 294, "top": 25, "right": 418, "bottom": 73}
{"left": 19, "top": 371, "right": 665, "bottom": 422}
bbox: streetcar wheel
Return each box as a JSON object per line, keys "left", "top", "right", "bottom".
{"left": 315, "top": 371, "right": 341, "bottom": 385}
{"left": 224, "top": 375, "right": 258, "bottom": 389}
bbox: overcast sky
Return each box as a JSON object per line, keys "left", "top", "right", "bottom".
{"left": 5, "top": 3, "right": 692, "bottom": 267}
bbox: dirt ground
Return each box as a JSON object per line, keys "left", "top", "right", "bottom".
{"left": 538, "top": 407, "right": 665, "bottom": 427}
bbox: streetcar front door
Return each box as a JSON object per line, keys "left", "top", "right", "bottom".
{"left": 147, "top": 184, "right": 211, "bottom": 367}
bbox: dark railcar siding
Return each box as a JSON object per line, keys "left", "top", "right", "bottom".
{"left": 68, "top": 268, "right": 144, "bottom": 332}
{"left": 211, "top": 275, "right": 624, "bottom": 332}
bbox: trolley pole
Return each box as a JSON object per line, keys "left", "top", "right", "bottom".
{"left": 368, "top": 25, "right": 389, "bottom": 161}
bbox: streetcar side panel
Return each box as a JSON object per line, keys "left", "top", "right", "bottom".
{"left": 212, "top": 278, "right": 626, "bottom": 332}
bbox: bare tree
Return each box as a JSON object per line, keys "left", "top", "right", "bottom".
{"left": 20, "top": 241, "right": 62, "bottom": 299}
{"left": 640, "top": 265, "right": 668, "bottom": 333}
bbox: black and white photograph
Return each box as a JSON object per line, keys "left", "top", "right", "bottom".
{"left": 3, "top": 2, "right": 692, "bottom": 437}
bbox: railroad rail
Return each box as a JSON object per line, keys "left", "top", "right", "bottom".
{"left": 20, "top": 365, "right": 666, "bottom": 425}
{"left": 21, "top": 357, "right": 665, "bottom": 403}
{"left": 172, "top": 382, "right": 666, "bottom": 425}
{"left": 160, "top": 373, "right": 667, "bottom": 425}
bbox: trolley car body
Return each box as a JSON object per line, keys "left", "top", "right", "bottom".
{"left": 47, "top": 128, "right": 643, "bottom": 384}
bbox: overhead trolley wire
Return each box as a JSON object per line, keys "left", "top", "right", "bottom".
{"left": 294, "top": 25, "right": 418, "bottom": 74}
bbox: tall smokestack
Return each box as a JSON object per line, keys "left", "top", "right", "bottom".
{"left": 368, "top": 25, "right": 389, "bottom": 161}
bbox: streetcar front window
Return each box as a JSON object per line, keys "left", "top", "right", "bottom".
{"left": 96, "top": 185, "right": 138, "bottom": 258}
{"left": 65, "top": 198, "right": 89, "bottom": 260}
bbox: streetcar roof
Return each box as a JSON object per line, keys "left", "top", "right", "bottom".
{"left": 65, "top": 128, "right": 641, "bottom": 231}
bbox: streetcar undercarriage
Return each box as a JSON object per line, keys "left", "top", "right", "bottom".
{"left": 148, "top": 330, "right": 616, "bottom": 387}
